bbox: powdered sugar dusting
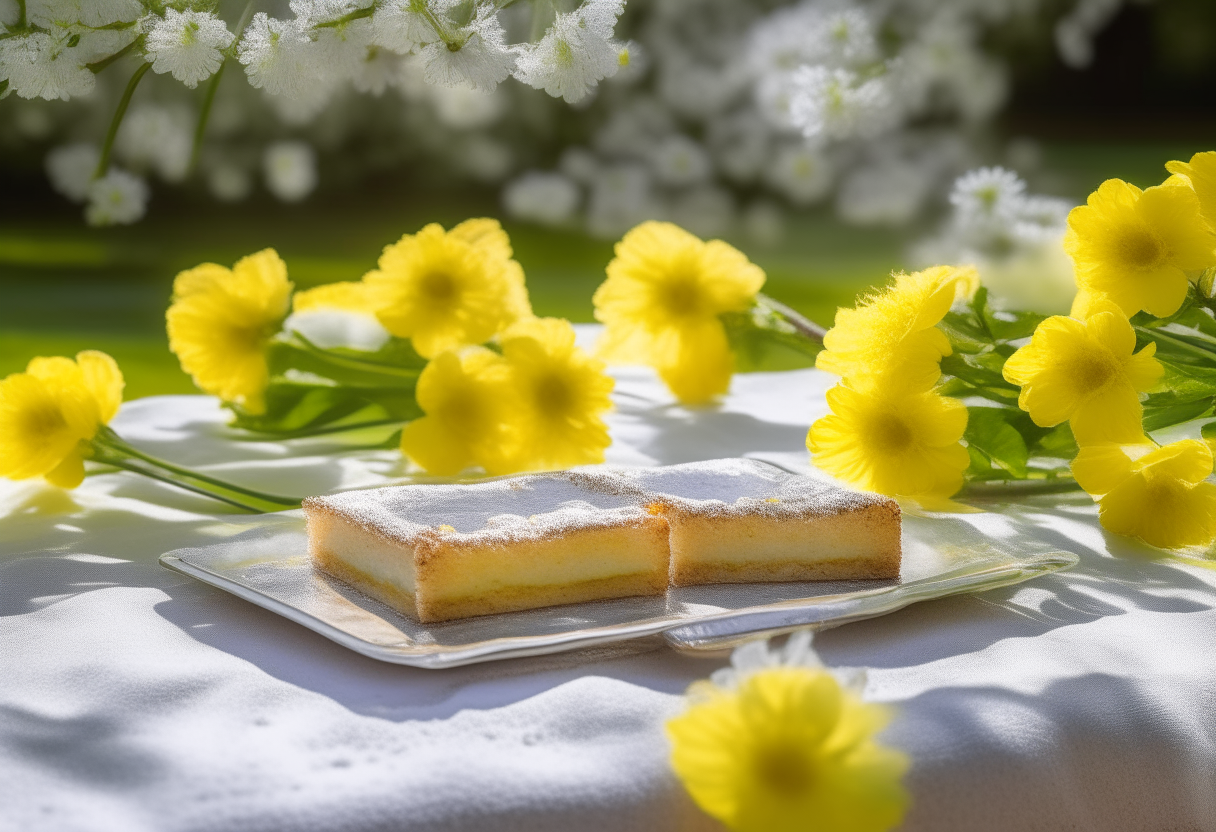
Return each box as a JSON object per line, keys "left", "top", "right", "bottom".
{"left": 305, "top": 459, "right": 891, "bottom": 545}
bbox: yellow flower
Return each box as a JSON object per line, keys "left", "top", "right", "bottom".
{"left": 363, "top": 218, "right": 532, "bottom": 359}
{"left": 1072, "top": 438, "right": 1216, "bottom": 550}
{"left": 167, "top": 249, "right": 293, "bottom": 415}
{"left": 1065, "top": 178, "right": 1215, "bottom": 318}
{"left": 1165, "top": 151, "right": 1216, "bottom": 232}
{"left": 667, "top": 667, "right": 910, "bottom": 832}
{"left": 500, "top": 317, "right": 615, "bottom": 471}
{"left": 816, "top": 265, "right": 978, "bottom": 395}
{"left": 593, "top": 221, "right": 766, "bottom": 404}
{"left": 291, "top": 281, "right": 378, "bottom": 315}
{"left": 808, "top": 385, "right": 969, "bottom": 502}
{"left": 399, "top": 347, "right": 521, "bottom": 476}
{"left": 0, "top": 351, "right": 124, "bottom": 488}
{"left": 1002, "top": 305, "right": 1162, "bottom": 445}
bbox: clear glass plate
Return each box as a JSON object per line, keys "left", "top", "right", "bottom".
{"left": 160, "top": 469, "right": 1077, "bottom": 669}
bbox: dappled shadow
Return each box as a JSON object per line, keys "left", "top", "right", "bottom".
{"left": 893, "top": 673, "right": 1213, "bottom": 831}
{"left": 151, "top": 580, "right": 721, "bottom": 721}
{"left": 614, "top": 403, "right": 812, "bottom": 465}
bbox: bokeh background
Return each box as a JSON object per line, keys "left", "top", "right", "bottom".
{"left": 3, "top": 0, "right": 1215, "bottom": 398}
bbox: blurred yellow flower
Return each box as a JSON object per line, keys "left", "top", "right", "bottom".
{"left": 399, "top": 347, "right": 521, "bottom": 477}
{"left": 1002, "top": 305, "right": 1162, "bottom": 445}
{"left": 1072, "top": 438, "right": 1216, "bottom": 550}
{"left": 593, "top": 221, "right": 765, "bottom": 404}
{"left": 291, "top": 281, "right": 378, "bottom": 315}
{"left": 500, "top": 317, "right": 614, "bottom": 471}
{"left": 1165, "top": 151, "right": 1216, "bottom": 232}
{"left": 0, "top": 351, "right": 124, "bottom": 488}
{"left": 809, "top": 385, "right": 969, "bottom": 503}
{"left": 1065, "top": 178, "right": 1215, "bottom": 319}
{"left": 167, "top": 249, "right": 293, "bottom": 415}
{"left": 363, "top": 218, "right": 532, "bottom": 359}
{"left": 816, "top": 265, "right": 978, "bottom": 394}
{"left": 667, "top": 667, "right": 910, "bottom": 832}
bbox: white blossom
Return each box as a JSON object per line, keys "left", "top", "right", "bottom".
{"left": 764, "top": 142, "right": 833, "bottom": 206}
{"left": 372, "top": 0, "right": 443, "bottom": 52}
{"left": 670, "top": 185, "right": 734, "bottom": 239}
{"left": 207, "top": 162, "right": 253, "bottom": 203}
{"left": 116, "top": 104, "right": 193, "bottom": 183}
{"left": 837, "top": 161, "right": 932, "bottom": 226}
{"left": 144, "top": 10, "right": 235, "bottom": 89}
{"left": 502, "top": 171, "right": 580, "bottom": 226}
{"left": 85, "top": 169, "right": 149, "bottom": 227}
{"left": 788, "top": 65, "right": 898, "bottom": 142}
{"left": 238, "top": 12, "right": 316, "bottom": 99}
{"left": 428, "top": 83, "right": 505, "bottom": 130}
{"left": 455, "top": 134, "right": 513, "bottom": 182}
{"left": 706, "top": 631, "right": 867, "bottom": 697}
{"left": 264, "top": 141, "right": 318, "bottom": 202}
{"left": 353, "top": 47, "right": 410, "bottom": 95}
{"left": 419, "top": 8, "right": 515, "bottom": 92}
{"left": 514, "top": 1, "right": 625, "bottom": 104}
{"left": 0, "top": 32, "right": 94, "bottom": 101}
{"left": 45, "top": 142, "right": 100, "bottom": 202}
{"left": 559, "top": 146, "right": 601, "bottom": 184}
{"left": 649, "top": 134, "right": 711, "bottom": 187}
{"left": 949, "top": 166, "right": 1026, "bottom": 224}
{"left": 586, "top": 163, "right": 660, "bottom": 238}
{"left": 26, "top": 0, "right": 141, "bottom": 29}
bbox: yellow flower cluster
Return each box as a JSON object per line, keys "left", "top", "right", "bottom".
{"left": 0, "top": 351, "right": 124, "bottom": 488}
{"left": 1003, "top": 153, "right": 1216, "bottom": 550}
{"left": 400, "top": 317, "right": 614, "bottom": 475}
{"left": 593, "top": 221, "right": 766, "bottom": 404}
{"left": 667, "top": 667, "right": 909, "bottom": 832}
{"left": 808, "top": 266, "right": 978, "bottom": 506}
{"left": 166, "top": 219, "right": 534, "bottom": 415}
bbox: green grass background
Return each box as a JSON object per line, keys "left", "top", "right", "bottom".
{"left": 0, "top": 140, "right": 1202, "bottom": 399}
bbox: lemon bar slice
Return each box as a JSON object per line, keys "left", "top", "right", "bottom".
{"left": 303, "top": 475, "right": 670, "bottom": 623}
{"left": 626, "top": 459, "right": 901, "bottom": 586}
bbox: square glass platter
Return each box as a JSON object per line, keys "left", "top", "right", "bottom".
{"left": 160, "top": 463, "right": 1078, "bottom": 669}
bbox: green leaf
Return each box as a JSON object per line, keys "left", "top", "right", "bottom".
{"left": 721, "top": 308, "right": 822, "bottom": 373}
{"left": 231, "top": 375, "right": 422, "bottom": 435}
{"left": 1026, "top": 422, "right": 1078, "bottom": 460}
{"left": 1142, "top": 399, "right": 1213, "bottom": 432}
{"left": 1201, "top": 421, "right": 1216, "bottom": 446}
{"left": 964, "top": 406, "right": 1030, "bottom": 478}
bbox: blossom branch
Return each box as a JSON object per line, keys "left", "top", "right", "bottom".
{"left": 93, "top": 62, "right": 152, "bottom": 180}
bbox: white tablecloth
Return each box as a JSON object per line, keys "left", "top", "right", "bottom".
{"left": 3, "top": 357, "right": 1216, "bottom": 831}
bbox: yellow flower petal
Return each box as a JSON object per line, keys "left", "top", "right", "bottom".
{"left": 75, "top": 350, "right": 124, "bottom": 425}
{"left": 1064, "top": 177, "right": 1214, "bottom": 318}
{"left": 167, "top": 248, "right": 292, "bottom": 414}
{"left": 365, "top": 220, "right": 531, "bottom": 358}
{"left": 594, "top": 221, "right": 764, "bottom": 404}
{"left": 816, "top": 265, "right": 975, "bottom": 395}
{"left": 0, "top": 351, "right": 123, "bottom": 487}
{"left": 499, "top": 317, "right": 614, "bottom": 472}
{"left": 1003, "top": 308, "right": 1160, "bottom": 445}
{"left": 1166, "top": 151, "right": 1216, "bottom": 231}
{"left": 291, "top": 281, "right": 378, "bottom": 315}
{"left": 667, "top": 667, "right": 910, "bottom": 832}
{"left": 809, "top": 385, "right": 969, "bottom": 501}
{"left": 1071, "top": 442, "right": 1141, "bottom": 496}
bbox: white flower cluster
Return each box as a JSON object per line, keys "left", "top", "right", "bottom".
{"left": 0, "top": 0, "right": 628, "bottom": 225}
{"left": 696, "top": 630, "right": 868, "bottom": 700}
{"left": 0, "top": 0, "right": 1133, "bottom": 231}
{"left": 913, "top": 166, "right": 1078, "bottom": 314}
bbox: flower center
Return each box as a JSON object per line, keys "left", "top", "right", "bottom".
{"left": 1068, "top": 352, "right": 1115, "bottom": 395}
{"left": 1117, "top": 227, "right": 1165, "bottom": 269}
{"left": 659, "top": 276, "right": 702, "bottom": 318}
{"left": 753, "top": 740, "right": 815, "bottom": 797}
{"left": 20, "top": 400, "right": 68, "bottom": 443}
{"left": 866, "top": 412, "right": 914, "bottom": 455}
{"left": 420, "top": 270, "right": 457, "bottom": 303}
{"left": 535, "top": 373, "right": 572, "bottom": 415}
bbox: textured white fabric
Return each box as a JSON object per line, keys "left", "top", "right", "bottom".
{"left": 3, "top": 349, "right": 1216, "bottom": 831}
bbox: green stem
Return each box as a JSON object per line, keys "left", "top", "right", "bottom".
{"left": 234, "top": 418, "right": 405, "bottom": 440}
{"left": 314, "top": 5, "right": 375, "bottom": 28}
{"left": 289, "top": 333, "right": 424, "bottom": 379}
{"left": 189, "top": 61, "right": 226, "bottom": 174}
{"left": 1135, "top": 324, "right": 1216, "bottom": 365}
{"left": 959, "top": 476, "right": 1083, "bottom": 499}
{"left": 87, "top": 40, "right": 139, "bottom": 74}
{"left": 93, "top": 428, "right": 300, "bottom": 510}
{"left": 17, "top": 0, "right": 26, "bottom": 28}
{"left": 756, "top": 293, "right": 828, "bottom": 342}
{"left": 94, "top": 61, "right": 152, "bottom": 180}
